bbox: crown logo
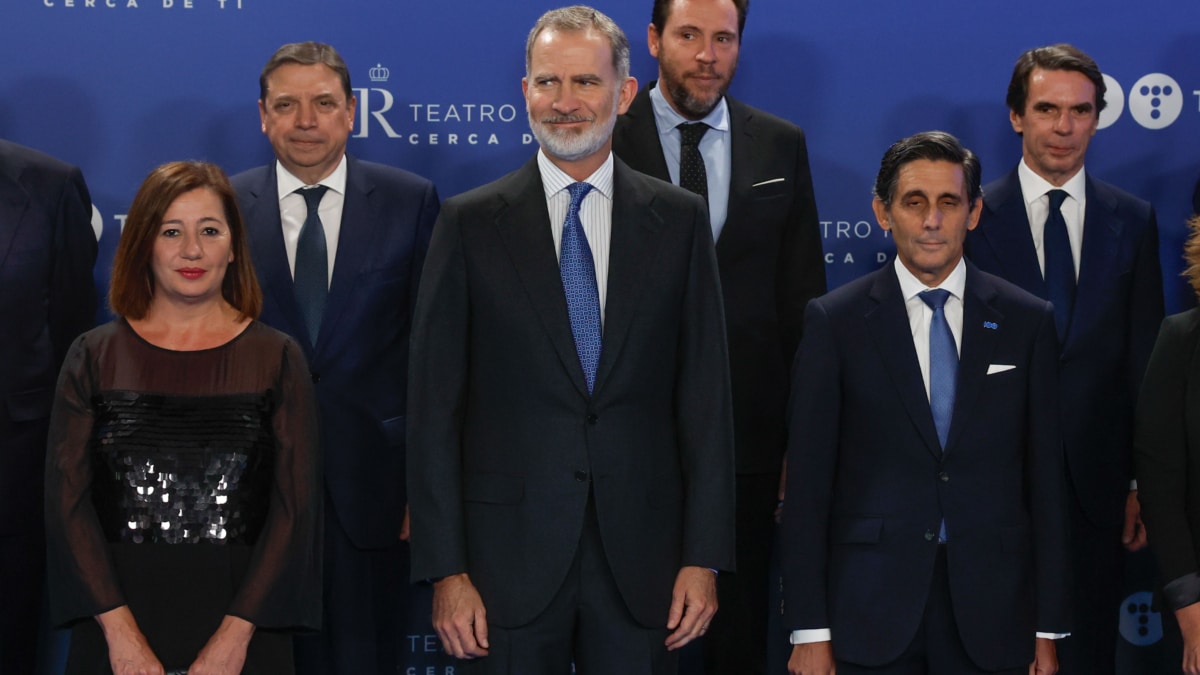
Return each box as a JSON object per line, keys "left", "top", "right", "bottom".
{"left": 368, "top": 63, "right": 390, "bottom": 82}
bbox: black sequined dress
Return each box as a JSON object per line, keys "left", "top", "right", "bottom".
{"left": 45, "top": 319, "right": 322, "bottom": 674}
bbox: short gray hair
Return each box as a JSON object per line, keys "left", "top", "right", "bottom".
{"left": 525, "top": 5, "right": 630, "bottom": 81}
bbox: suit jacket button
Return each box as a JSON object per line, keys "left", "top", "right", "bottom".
{"left": 924, "top": 530, "right": 936, "bottom": 541}
{"left": 938, "top": 471, "right": 949, "bottom": 482}
{"left": 586, "top": 414, "right": 598, "bottom": 425}
{"left": 574, "top": 470, "right": 589, "bottom": 482}
{"left": 311, "top": 373, "right": 321, "bottom": 383}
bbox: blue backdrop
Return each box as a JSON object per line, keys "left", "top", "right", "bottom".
{"left": 7, "top": 0, "right": 1200, "bottom": 672}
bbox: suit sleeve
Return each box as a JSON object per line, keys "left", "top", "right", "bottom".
{"left": 49, "top": 166, "right": 98, "bottom": 366}
{"left": 782, "top": 298, "right": 840, "bottom": 629}
{"left": 1027, "top": 301, "right": 1072, "bottom": 632}
{"left": 676, "top": 195, "right": 737, "bottom": 570}
{"left": 407, "top": 181, "right": 440, "bottom": 312}
{"left": 776, "top": 128, "right": 826, "bottom": 364}
{"left": 1135, "top": 315, "right": 1200, "bottom": 610}
{"left": 1126, "top": 207, "right": 1165, "bottom": 428}
{"left": 407, "top": 199, "right": 471, "bottom": 582}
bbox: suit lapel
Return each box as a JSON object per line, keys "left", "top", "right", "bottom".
{"left": 980, "top": 170, "right": 1045, "bottom": 298}
{"left": 715, "top": 96, "right": 755, "bottom": 260}
{"left": 618, "top": 85, "right": 672, "bottom": 181}
{"left": 492, "top": 158, "right": 592, "bottom": 398}
{"left": 945, "top": 266, "right": 1002, "bottom": 453}
{"left": 865, "top": 267, "right": 943, "bottom": 458}
{"left": 0, "top": 169, "right": 31, "bottom": 272}
{"left": 243, "top": 166, "right": 312, "bottom": 354}
{"left": 593, "top": 161, "right": 662, "bottom": 394}
{"left": 321, "top": 156, "right": 375, "bottom": 355}
{"left": 1069, "top": 176, "right": 1123, "bottom": 352}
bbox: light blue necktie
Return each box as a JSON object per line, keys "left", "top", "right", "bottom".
{"left": 921, "top": 288, "right": 956, "bottom": 542}
{"left": 294, "top": 185, "right": 329, "bottom": 345}
{"left": 560, "top": 182, "right": 602, "bottom": 393}
{"left": 1043, "top": 189, "right": 1075, "bottom": 342}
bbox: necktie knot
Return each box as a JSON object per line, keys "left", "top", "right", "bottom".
{"left": 567, "top": 182, "right": 594, "bottom": 211}
{"left": 678, "top": 122, "right": 709, "bottom": 148}
{"left": 1047, "top": 189, "right": 1068, "bottom": 211}
{"left": 919, "top": 288, "right": 951, "bottom": 311}
{"left": 299, "top": 185, "right": 329, "bottom": 214}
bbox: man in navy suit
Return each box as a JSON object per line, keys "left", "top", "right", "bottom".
{"left": 611, "top": 2, "right": 825, "bottom": 669}
{"left": 407, "top": 7, "right": 734, "bottom": 673}
{"left": 784, "top": 131, "right": 1069, "bottom": 675}
{"left": 231, "top": 41, "right": 439, "bottom": 675}
{"left": 0, "top": 139, "right": 96, "bottom": 673}
{"left": 965, "top": 44, "right": 1164, "bottom": 675}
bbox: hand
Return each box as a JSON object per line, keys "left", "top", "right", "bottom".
{"left": 433, "top": 573, "right": 489, "bottom": 659}
{"left": 1176, "top": 602, "right": 1200, "bottom": 674}
{"left": 188, "top": 615, "right": 254, "bottom": 675}
{"left": 664, "top": 566, "right": 717, "bottom": 650}
{"left": 399, "top": 504, "right": 411, "bottom": 542}
{"left": 96, "top": 606, "right": 165, "bottom": 675}
{"left": 788, "top": 641, "right": 835, "bottom": 675}
{"left": 1123, "top": 490, "right": 1148, "bottom": 551}
{"left": 776, "top": 456, "right": 787, "bottom": 524}
{"left": 1028, "top": 637, "right": 1057, "bottom": 674}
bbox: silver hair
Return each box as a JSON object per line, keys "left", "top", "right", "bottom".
{"left": 525, "top": 5, "right": 630, "bottom": 81}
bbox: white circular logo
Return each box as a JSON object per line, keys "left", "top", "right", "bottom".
{"left": 1128, "top": 73, "right": 1184, "bottom": 130}
{"left": 1097, "top": 73, "right": 1124, "bottom": 130}
{"left": 91, "top": 204, "right": 103, "bottom": 241}
{"left": 1118, "top": 591, "right": 1163, "bottom": 646}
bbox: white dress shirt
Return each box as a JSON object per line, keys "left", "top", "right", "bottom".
{"left": 1017, "top": 159, "right": 1086, "bottom": 279}
{"left": 538, "top": 149, "right": 613, "bottom": 325}
{"left": 275, "top": 155, "right": 348, "bottom": 285}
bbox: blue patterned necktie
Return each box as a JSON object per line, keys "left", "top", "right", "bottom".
{"left": 294, "top": 185, "right": 329, "bottom": 344}
{"left": 921, "top": 288, "right": 956, "bottom": 542}
{"left": 677, "top": 122, "right": 710, "bottom": 204}
{"left": 1043, "top": 189, "right": 1075, "bottom": 342}
{"left": 560, "top": 182, "right": 602, "bottom": 393}
{"left": 920, "top": 289, "right": 957, "bottom": 449}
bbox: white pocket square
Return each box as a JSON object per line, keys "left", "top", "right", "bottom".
{"left": 751, "top": 177, "right": 785, "bottom": 187}
{"left": 987, "top": 364, "right": 1016, "bottom": 374}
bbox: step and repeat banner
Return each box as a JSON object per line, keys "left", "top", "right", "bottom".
{"left": 6, "top": 0, "right": 1200, "bottom": 672}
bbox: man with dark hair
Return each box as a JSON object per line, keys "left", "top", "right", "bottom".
{"left": 612, "top": 2, "right": 824, "bottom": 670}
{"left": 232, "top": 40, "right": 440, "bottom": 675}
{"left": 784, "top": 131, "right": 1069, "bottom": 675}
{"left": 407, "top": 6, "right": 735, "bottom": 673}
{"left": 966, "top": 43, "right": 1164, "bottom": 675}
{"left": 0, "top": 138, "right": 96, "bottom": 674}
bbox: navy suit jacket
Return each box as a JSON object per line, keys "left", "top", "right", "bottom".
{"left": 782, "top": 262, "right": 1070, "bottom": 670}
{"left": 232, "top": 155, "right": 438, "bottom": 549}
{"left": 613, "top": 86, "right": 826, "bottom": 473}
{"left": 966, "top": 168, "right": 1163, "bottom": 527}
{"left": 0, "top": 139, "right": 96, "bottom": 535}
{"left": 407, "top": 155, "right": 735, "bottom": 628}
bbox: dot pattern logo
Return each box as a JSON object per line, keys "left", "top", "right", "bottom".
{"left": 1118, "top": 591, "right": 1163, "bottom": 646}
{"left": 1128, "top": 74, "right": 1183, "bottom": 130}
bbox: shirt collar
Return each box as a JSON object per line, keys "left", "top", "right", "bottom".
{"left": 649, "top": 82, "right": 730, "bottom": 135}
{"left": 1017, "top": 158, "right": 1086, "bottom": 206}
{"left": 276, "top": 154, "right": 348, "bottom": 202}
{"left": 894, "top": 255, "right": 967, "bottom": 302}
{"left": 537, "top": 149, "right": 614, "bottom": 201}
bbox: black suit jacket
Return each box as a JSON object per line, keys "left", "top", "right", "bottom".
{"left": 783, "top": 262, "right": 1070, "bottom": 670}
{"left": 233, "top": 155, "right": 438, "bottom": 549}
{"left": 967, "top": 168, "right": 1163, "bottom": 527}
{"left": 613, "top": 85, "right": 826, "bottom": 473}
{"left": 407, "top": 155, "right": 736, "bottom": 628}
{"left": 1135, "top": 308, "right": 1200, "bottom": 610}
{"left": 0, "top": 139, "right": 96, "bottom": 534}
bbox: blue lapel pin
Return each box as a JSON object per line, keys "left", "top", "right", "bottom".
{"left": 983, "top": 321, "right": 998, "bottom": 330}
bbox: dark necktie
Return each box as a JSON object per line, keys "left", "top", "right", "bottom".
{"left": 920, "top": 288, "right": 956, "bottom": 542}
{"left": 294, "top": 185, "right": 330, "bottom": 344}
{"left": 1043, "top": 189, "right": 1075, "bottom": 342}
{"left": 677, "top": 122, "right": 710, "bottom": 204}
{"left": 920, "top": 289, "right": 957, "bottom": 450}
{"left": 560, "top": 182, "right": 602, "bottom": 394}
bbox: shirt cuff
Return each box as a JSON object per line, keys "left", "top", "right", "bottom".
{"left": 1163, "top": 572, "right": 1200, "bottom": 611}
{"left": 1130, "top": 480, "right": 1138, "bottom": 491}
{"left": 1036, "top": 632, "right": 1069, "bottom": 640}
{"left": 789, "top": 628, "right": 832, "bottom": 644}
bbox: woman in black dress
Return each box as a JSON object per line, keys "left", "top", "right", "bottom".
{"left": 45, "top": 161, "right": 321, "bottom": 674}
